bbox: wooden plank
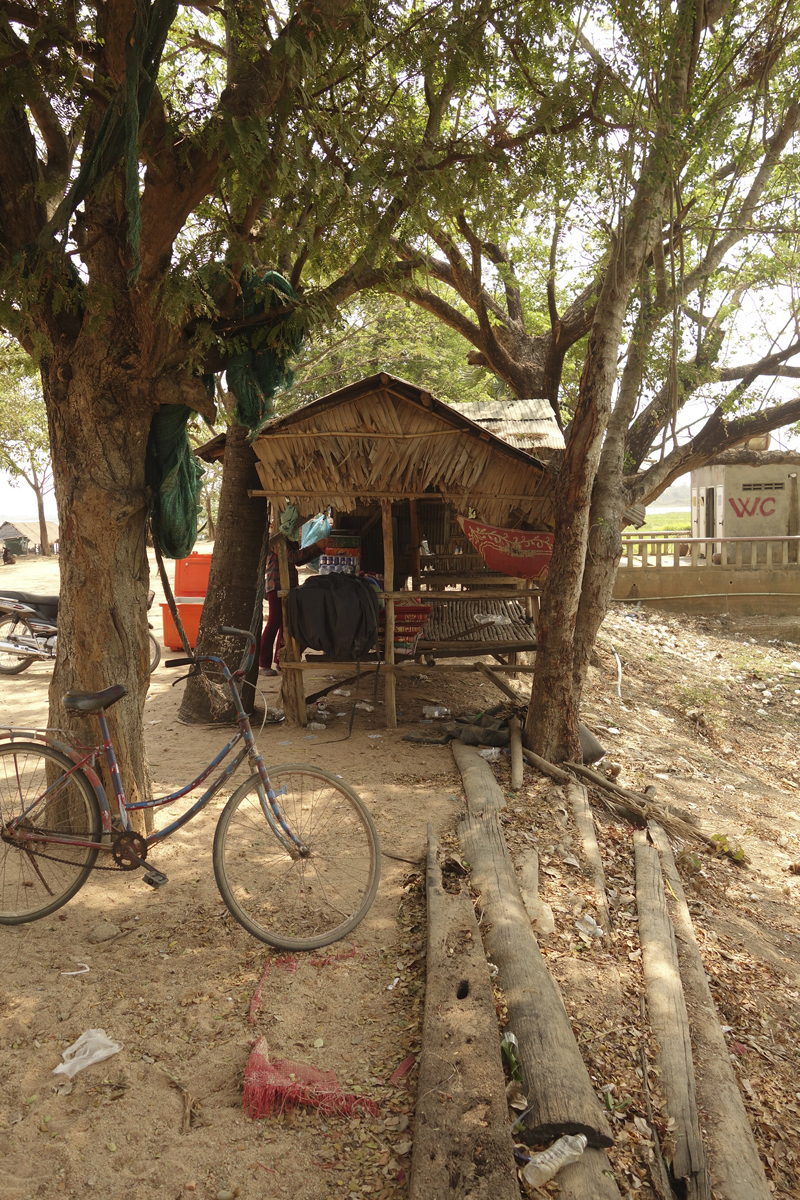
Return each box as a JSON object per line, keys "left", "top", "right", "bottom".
{"left": 455, "top": 749, "right": 616, "bottom": 1160}
{"left": 509, "top": 716, "right": 523, "bottom": 791}
{"left": 477, "top": 661, "right": 525, "bottom": 703}
{"left": 382, "top": 501, "right": 397, "bottom": 729}
{"left": 648, "top": 823, "right": 771, "bottom": 1200}
{"left": 566, "top": 783, "right": 612, "bottom": 935}
{"left": 409, "top": 827, "right": 520, "bottom": 1200}
{"left": 634, "top": 830, "right": 711, "bottom": 1200}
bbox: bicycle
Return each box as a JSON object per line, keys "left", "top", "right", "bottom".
{"left": 0, "top": 627, "right": 380, "bottom": 951}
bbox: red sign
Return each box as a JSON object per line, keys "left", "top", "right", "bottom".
{"left": 728, "top": 496, "right": 776, "bottom": 518}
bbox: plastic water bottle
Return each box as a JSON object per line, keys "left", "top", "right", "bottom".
{"left": 521, "top": 1134, "right": 587, "bottom": 1190}
{"left": 319, "top": 555, "right": 329, "bottom": 575}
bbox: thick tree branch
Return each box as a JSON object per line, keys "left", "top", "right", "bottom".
{"left": 630, "top": 395, "right": 800, "bottom": 505}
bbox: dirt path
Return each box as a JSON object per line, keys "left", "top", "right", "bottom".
{"left": 1, "top": 555, "right": 799, "bottom": 1198}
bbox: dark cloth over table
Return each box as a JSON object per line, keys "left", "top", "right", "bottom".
{"left": 286, "top": 574, "right": 378, "bottom": 661}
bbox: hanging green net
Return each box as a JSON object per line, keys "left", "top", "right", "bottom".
{"left": 205, "top": 267, "right": 303, "bottom": 435}
{"left": 145, "top": 405, "right": 205, "bottom": 559}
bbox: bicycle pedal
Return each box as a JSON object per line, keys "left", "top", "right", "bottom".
{"left": 142, "top": 868, "right": 169, "bottom": 889}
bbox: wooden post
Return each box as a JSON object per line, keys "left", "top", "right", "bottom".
{"left": 409, "top": 498, "right": 421, "bottom": 590}
{"left": 275, "top": 531, "right": 307, "bottom": 727}
{"left": 382, "top": 501, "right": 397, "bottom": 729}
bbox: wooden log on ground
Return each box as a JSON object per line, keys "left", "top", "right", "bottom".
{"left": 409, "top": 827, "right": 519, "bottom": 1200}
{"left": 458, "top": 807, "right": 616, "bottom": 1159}
{"left": 454, "top": 750, "right": 614, "bottom": 1151}
{"left": 452, "top": 741, "right": 506, "bottom": 815}
{"left": 567, "top": 782, "right": 612, "bottom": 935}
{"left": 521, "top": 746, "right": 572, "bottom": 783}
{"left": 648, "top": 823, "right": 771, "bottom": 1200}
{"left": 634, "top": 829, "right": 711, "bottom": 1200}
{"left": 509, "top": 716, "right": 523, "bottom": 791}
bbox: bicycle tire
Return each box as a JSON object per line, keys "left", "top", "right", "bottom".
{"left": 0, "top": 614, "right": 36, "bottom": 675}
{"left": 148, "top": 633, "right": 161, "bottom": 673}
{"left": 213, "top": 764, "right": 381, "bottom": 951}
{"left": 0, "top": 742, "right": 101, "bottom": 923}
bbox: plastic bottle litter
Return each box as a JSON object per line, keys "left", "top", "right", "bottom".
{"left": 53, "top": 1029, "right": 122, "bottom": 1079}
{"left": 479, "top": 747, "right": 501, "bottom": 761}
{"left": 423, "top": 705, "right": 450, "bottom": 719}
{"left": 575, "top": 913, "right": 604, "bottom": 939}
{"left": 355, "top": 701, "right": 374, "bottom": 712}
{"left": 521, "top": 1133, "right": 587, "bottom": 1190}
{"left": 307, "top": 721, "right": 327, "bottom": 731}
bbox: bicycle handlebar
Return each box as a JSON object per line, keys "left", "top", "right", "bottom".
{"left": 218, "top": 626, "right": 257, "bottom": 676}
{"left": 164, "top": 627, "right": 256, "bottom": 676}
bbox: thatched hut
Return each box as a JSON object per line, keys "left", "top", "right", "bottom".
{"left": 245, "top": 373, "right": 555, "bottom": 726}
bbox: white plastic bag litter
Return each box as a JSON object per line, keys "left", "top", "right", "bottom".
{"left": 53, "top": 1029, "right": 122, "bottom": 1079}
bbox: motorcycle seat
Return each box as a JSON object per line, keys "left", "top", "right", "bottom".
{"left": 63, "top": 684, "right": 128, "bottom": 713}
{"left": 0, "top": 590, "right": 60, "bottom": 612}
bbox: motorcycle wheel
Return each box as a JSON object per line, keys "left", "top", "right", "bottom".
{"left": 0, "top": 614, "right": 37, "bottom": 675}
{"left": 148, "top": 632, "right": 161, "bottom": 673}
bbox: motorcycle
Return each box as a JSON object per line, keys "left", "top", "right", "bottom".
{"left": 0, "top": 589, "right": 161, "bottom": 676}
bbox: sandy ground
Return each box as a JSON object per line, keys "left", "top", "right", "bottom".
{"left": 1, "top": 552, "right": 799, "bottom": 1199}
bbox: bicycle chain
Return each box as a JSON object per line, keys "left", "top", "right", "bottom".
{"left": 5, "top": 837, "right": 131, "bottom": 872}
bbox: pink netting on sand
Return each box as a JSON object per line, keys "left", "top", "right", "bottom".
{"left": 243, "top": 1038, "right": 379, "bottom": 1119}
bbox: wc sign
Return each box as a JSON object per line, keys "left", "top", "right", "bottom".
{"left": 728, "top": 496, "right": 776, "bottom": 518}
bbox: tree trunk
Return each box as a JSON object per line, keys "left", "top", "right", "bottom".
{"left": 42, "top": 357, "right": 155, "bottom": 833}
{"left": 179, "top": 420, "right": 267, "bottom": 723}
{"left": 572, "top": 483, "right": 627, "bottom": 704}
{"left": 524, "top": 325, "right": 622, "bottom": 762}
{"left": 34, "top": 478, "right": 51, "bottom": 555}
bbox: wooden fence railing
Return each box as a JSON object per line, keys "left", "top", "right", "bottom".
{"left": 620, "top": 533, "right": 800, "bottom": 570}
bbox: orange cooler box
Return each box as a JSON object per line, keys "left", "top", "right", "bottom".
{"left": 161, "top": 599, "right": 204, "bottom": 650}
{"left": 174, "top": 553, "right": 213, "bottom": 597}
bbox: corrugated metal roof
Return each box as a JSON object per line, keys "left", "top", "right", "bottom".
{"left": 449, "top": 399, "right": 565, "bottom": 451}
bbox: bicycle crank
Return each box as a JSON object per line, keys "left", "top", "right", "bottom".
{"left": 111, "top": 832, "right": 169, "bottom": 888}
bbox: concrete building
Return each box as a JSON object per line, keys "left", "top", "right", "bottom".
{"left": 690, "top": 436, "right": 800, "bottom": 542}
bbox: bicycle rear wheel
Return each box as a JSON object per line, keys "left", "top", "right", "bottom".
{"left": 0, "top": 614, "right": 36, "bottom": 674}
{"left": 0, "top": 742, "right": 101, "bottom": 923}
{"left": 213, "top": 764, "right": 381, "bottom": 951}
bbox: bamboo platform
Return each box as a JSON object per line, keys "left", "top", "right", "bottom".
{"left": 418, "top": 596, "right": 534, "bottom": 648}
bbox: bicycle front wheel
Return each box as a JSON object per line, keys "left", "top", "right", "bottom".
{"left": 0, "top": 742, "right": 101, "bottom": 923}
{"left": 213, "top": 765, "right": 381, "bottom": 951}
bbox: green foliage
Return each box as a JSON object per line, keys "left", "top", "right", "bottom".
{"left": 284, "top": 294, "right": 497, "bottom": 409}
{"left": 0, "top": 347, "right": 53, "bottom": 503}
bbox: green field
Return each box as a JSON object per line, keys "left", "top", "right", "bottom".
{"left": 637, "top": 510, "right": 691, "bottom": 532}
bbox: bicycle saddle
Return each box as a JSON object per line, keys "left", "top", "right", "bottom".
{"left": 63, "top": 685, "right": 128, "bottom": 713}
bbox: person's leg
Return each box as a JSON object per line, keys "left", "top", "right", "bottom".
{"left": 259, "top": 591, "right": 281, "bottom": 671}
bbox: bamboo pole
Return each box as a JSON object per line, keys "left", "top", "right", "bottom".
{"left": 275, "top": 533, "right": 307, "bottom": 728}
{"left": 409, "top": 498, "right": 421, "bottom": 590}
{"left": 382, "top": 501, "right": 397, "bottom": 729}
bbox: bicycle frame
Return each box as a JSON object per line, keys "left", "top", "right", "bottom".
{"left": 1, "top": 650, "right": 308, "bottom": 860}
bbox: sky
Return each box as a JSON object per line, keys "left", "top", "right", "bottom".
{"left": 0, "top": 475, "right": 57, "bottom": 524}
